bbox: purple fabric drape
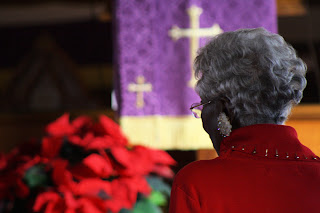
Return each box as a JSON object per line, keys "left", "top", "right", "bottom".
{"left": 114, "top": 0, "right": 277, "bottom": 117}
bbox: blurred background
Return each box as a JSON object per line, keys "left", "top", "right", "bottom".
{"left": 0, "top": 0, "right": 114, "bottom": 152}
{"left": 0, "top": 0, "right": 320, "bottom": 164}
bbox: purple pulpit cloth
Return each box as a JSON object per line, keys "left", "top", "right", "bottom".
{"left": 114, "top": 0, "right": 277, "bottom": 150}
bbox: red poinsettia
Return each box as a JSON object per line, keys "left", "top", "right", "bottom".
{"left": 105, "top": 176, "right": 151, "bottom": 213}
{"left": 110, "top": 145, "right": 175, "bottom": 178}
{"left": 0, "top": 148, "right": 45, "bottom": 201}
{"left": 46, "top": 114, "right": 77, "bottom": 137}
{"left": 0, "top": 114, "right": 176, "bottom": 213}
{"left": 71, "top": 153, "right": 114, "bottom": 179}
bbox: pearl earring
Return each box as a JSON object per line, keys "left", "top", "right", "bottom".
{"left": 217, "top": 112, "right": 232, "bottom": 137}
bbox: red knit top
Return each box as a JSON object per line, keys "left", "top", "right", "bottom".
{"left": 169, "top": 124, "right": 320, "bottom": 213}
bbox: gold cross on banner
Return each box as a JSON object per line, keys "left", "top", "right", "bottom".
{"left": 169, "top": 5, "right": 223, "bottom": 88}
{"left": 128, "top": 76, "right": 152, "bottom": 109}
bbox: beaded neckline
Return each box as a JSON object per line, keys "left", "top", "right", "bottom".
{"left": 227, "top": 145, "right": 320, "bottom": 162}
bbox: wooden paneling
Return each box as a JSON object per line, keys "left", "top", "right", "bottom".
{"left": 196, "top": 149, "right": 218, "bottom": 160}
{"left": 286, "top": 104, "right": 320, "bottom": 155}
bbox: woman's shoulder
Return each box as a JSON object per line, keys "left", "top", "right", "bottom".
{"left": 173, "top": 158, "right": 227, "bottom": 186}
{"left": 179, "top": 158, "right": 223, "bottom": 173}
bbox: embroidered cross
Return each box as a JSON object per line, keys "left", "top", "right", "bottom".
{"left": 128, "top": 76, "right": 152, "bottom": 109}
{"left": 169, "top": 5, "right": 223, "bottom": 88}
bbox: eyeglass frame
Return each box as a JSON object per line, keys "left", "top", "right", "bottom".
{"left": 190, "top": 100, "right": 212, "bottom": 118}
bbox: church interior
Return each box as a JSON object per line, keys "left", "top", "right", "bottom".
{"left": 1, "top": 0, "right": 320, "bottom": 212}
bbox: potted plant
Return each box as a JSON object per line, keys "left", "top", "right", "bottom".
{"left": 0, "top": 114, "right": 175, "bottom": 213}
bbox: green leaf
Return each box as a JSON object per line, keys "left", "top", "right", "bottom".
{"left": 119, "top": 209, "right": 132, "bottom": 213}
{"left": 148, "top": 190, "right": 167, "bottom": 206}
{"left": 146, "top": 176, "right": 171, "bottom": 197}
{"left": 23, "top": 164, "right": 48, "bottom": 188}
{"left": 132, "top": 198, "right": 162, "bottom": 213}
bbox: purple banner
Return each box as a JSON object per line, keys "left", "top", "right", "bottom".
{"left": 115, "top": 0, "right": 277, "bottom": 117}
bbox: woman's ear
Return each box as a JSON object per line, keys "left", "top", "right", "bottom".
{"left": 221, "top": 100, "right": 240, "bottom": 131}
{"left": 201, "top": 100, "right": 225, "bottom": 154}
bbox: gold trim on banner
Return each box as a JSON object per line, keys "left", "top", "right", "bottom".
{"left": 120, "top": 115, "right": 212, "bottom": 150}
{"left": 168, "top": 5, "right": 223, "bottom": 88}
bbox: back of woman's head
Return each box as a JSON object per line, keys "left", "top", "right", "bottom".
{"left": 195, "top": 28, "right": 307, "bottom": 127}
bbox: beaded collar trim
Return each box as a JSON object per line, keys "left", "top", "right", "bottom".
{"left": 229, "top": 145, "right": 320, "bottom": 162}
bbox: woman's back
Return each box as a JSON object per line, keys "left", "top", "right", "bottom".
{"left": 169, "top": 125, "right": 320, "bottom": 213}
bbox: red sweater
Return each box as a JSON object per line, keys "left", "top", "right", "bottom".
{"left": 169, "top": 124, "right": 320, "bottom": 213}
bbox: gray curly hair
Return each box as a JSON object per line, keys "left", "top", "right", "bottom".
{"left": 195, "top": 28, "right": 307, "bottom": 127}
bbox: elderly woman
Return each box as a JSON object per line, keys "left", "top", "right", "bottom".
{"left": 169, "top": 28, "right": 320, "bottom": 213}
